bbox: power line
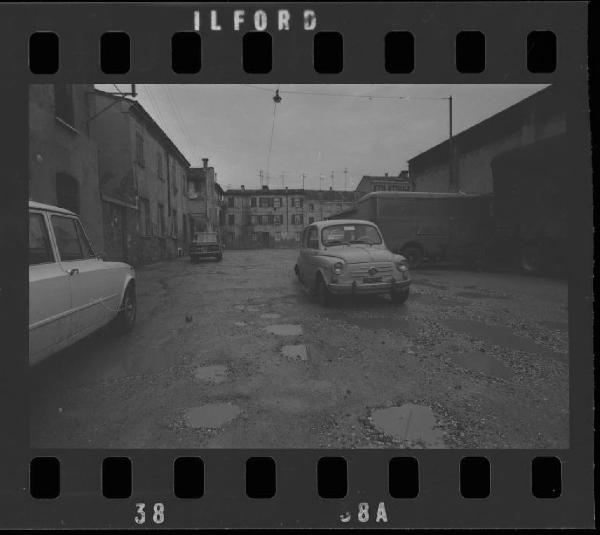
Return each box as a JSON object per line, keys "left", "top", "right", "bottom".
{"left": 265, "top": 85, "right": 280, "bottom": 186}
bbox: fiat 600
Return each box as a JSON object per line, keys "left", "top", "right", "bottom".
{"left": 294, "top": 220, "right": 411, "bottom": 306}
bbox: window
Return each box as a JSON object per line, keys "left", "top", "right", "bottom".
{"left": 274, "top": 231, "right": 281, "bottom": 241}
{"left": 228, "top": 232, "right": 235, "bottom": 242}
{"left": 172, "top": 209, "right": 178, "bottom": 236}
{"left": 307, "top": 227, "right": 319, "bottom": 249}
{"left": 249, "top": 215, "right": 257, "bottom": 225}
{"left": 251, "top": 197, "right": 257, "bottom": 207}
{"left": 54, "top": 84, "right": 74, "bottom": 126}
{"left": 29, "top": 213, "right": 54, "bottom": 265}
{"left": 309, "top": 203, "right": 314, "bottom": 211}
{"left": 309, "top": 216, "right": 315, "bottom": 224}
{"left": 274, "top": 197, "right": 282, "bottom": 208}
{"left": 75, "top": 220, "right": 95, "bottom": 257}
{"left": 227, "top": 197, "right": 235, "bottom": 208}
{"left": 157, "top": 203, "right": 165, "bottom": 235}
{"left": 291, "top": 214, "right": 304, "bottom": 225}
{"left": 374, "top": 184, "right": 385, "bottom": 191}
{"left": 251, "top": 232, "right": 258, "bottom": 241}
{"left": 267, "top": 214, "right": 274, "bottom": 225}
{"left": 228, "top": 214, "right": 235, "bottom": 226}
{"left": 157, "top": 151, "right": 163, "bottom": 180}
{"left": 259, "top": 197, "right": 272, "bottom": 208}
{"left": 51, "top": 215, "right": 93, "bottom": 261}
{"left": 135, "top": 132, "right": 145, "bottom": 167}
{"left": 274, "top": 215, "right": 283, "bottom": 225}
{"left": 295, "top": 232, "right": 301, "bottom": 241}
{"left": 292, "top": 197, "right": 303, "bottom": 208}
{"left": 140, "top": 198, "right": 151, "bottom": 236}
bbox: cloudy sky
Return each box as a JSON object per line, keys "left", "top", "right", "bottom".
{"left": 100, "top": 84, "right": 548, "bottom": 191}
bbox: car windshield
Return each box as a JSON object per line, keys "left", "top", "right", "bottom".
{"left": 321, "top": 224, "right": 382, "bottom": 246}
{"left": 193, "top": 232, "right": 218, "bottom": 243}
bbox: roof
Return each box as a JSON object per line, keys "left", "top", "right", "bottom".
{"left": 408, "top": 85, "right": 559, "bottom": 171}
{"left": 225, "top": 188, "right": 359, "bottom": 201}
{"left": 310, "top": 218, "right": 378, "bottom": 229}
{"left": 358, "top": 191, "right": 484, "bottom": 201}
{"left": 29, "top": 200, "right": 76, "bottom": 215}
{"left": 94, "top": 89, "right": 190, "bottom": 168}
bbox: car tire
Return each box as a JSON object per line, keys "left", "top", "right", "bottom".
{"left": 391, "top": 288, "right": 410, "bottom": 305}
{"left": 401, "top": 244, "right": 423, "bottom": 269}
{"left": 113, "top": 284, "right": 136, "bottom": 334}
{"left": 316, "top": 275, "right": 332, "bottom": 307}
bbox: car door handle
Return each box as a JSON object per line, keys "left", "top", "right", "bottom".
{"left": 68, "top": 268, "right": 79, "bottom": 276}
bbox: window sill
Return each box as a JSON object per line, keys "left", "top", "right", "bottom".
{"left": 55, "top": 116, "right": 79, "bottom": 134}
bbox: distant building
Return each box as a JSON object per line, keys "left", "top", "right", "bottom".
{"left": 187, "top": 158, "right": 224, "bottom": 237}
{"left": 408, "top": 85, "right": 566, "bottom": 194}
{"left": 91, "top": 89, "right": 191, "bottom": 265}
{"left": 355, "top": 171, "right": 411, "bottom": 194}
{"left": 28, "top": 84, "right": 105, "bottom": 252}
{"left": 223, "top": 186, "right": 360, "bottom": 248}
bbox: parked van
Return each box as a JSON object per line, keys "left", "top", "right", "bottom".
{"left": 329, "top": 191, "right": 492, "bottom": 268}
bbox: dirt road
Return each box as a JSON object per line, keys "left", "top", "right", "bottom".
{"left": 30, "top": 249, "right": 569, "bottom": 449}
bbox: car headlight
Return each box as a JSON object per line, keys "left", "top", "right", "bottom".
{"left": 332, "top": 261, "right": 344, "bottom": 275}
{"left": 396, "top": 261, "right": 408, "bottom": 272}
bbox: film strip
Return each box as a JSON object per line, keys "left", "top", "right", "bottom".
{"left": 0, "top": 1, "right": 594, "bottom": 530}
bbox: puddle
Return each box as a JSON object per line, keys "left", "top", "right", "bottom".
{"left": 281, "top": 344, "right": 308, "bottom": 361}
{"left": 411, "top": 293, "right": 468, "bottom": 307}
{"left": 538, "top": 320, "right": 568, "bottom": 332}
{"left": 448, "top": 352, "right": 513, "bottom": 380}
{"left": 455, "top": 291, "right": 511, "bottom": 300}
{"left": 265, "top": 324, "right": 303, "bottom": 336}
{"left": 413, "top": 278, "right": 448, "bottom": 290}
{"left": 344, "top": 317, "right": 417, "bottom": 335}
{"left": 184, "top": 403, "right": 241, "bottom": 429}
{"left": 370, "top": 404, "right": 446, "bottom": 447}
{"left": 194, "top": 365, "right": 228, "bottom": 383}
{"left": 260, "top": 313, "right": 281, "bottom": 319}
{"left": 442, "top": 318, "right": 568, "bottom": 363}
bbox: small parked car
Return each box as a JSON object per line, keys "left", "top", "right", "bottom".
{"left": 294, "top": 219, "right": 411, "bottom": 306}
{"left": 190, "top": 231, "right": 223, "bottom": 263}
{"left": 29, "top": 201, "right": 136, "bottom": 366}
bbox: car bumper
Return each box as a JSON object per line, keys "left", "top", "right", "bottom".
{"left": 327, "top": 279, "right": 411, "bottom": 295}
{"left": 190, "top": 251, "right": 220, "bottom": 257}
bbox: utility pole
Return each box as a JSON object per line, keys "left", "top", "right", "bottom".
{"left": 259, "top": 170, "right": 264, "bottom": 187}
{"left": 301, "top": 173, "right": 306, "bottom": 190}
{"left": 280, "top": 172, "right": 285, "bottom": 188}
{"left": 343, "top": 167, "right": 348, "bottom": 191}
{"left": 319, "top": 174, "right": 324, "bottom": 190}
{"left": 330, "top": 171, "right": 335, "bottom": 190}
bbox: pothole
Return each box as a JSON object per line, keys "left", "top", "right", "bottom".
{"left": 447, "top": 352, "right": 513, "bottom": 380}
{"left": 369, "top": 404, "right": 446, "bottom": 447}
{"left": 184, "top": 403, "right": 241, "bottom": 429}
{"left": 265, "top": 324, "right": 303, "bottom": 336}
{"left": 194, "top": 365, "right": 228, "bottom": 383}
{"left": 281, "top": 344, "right": 308, "bottom": 361}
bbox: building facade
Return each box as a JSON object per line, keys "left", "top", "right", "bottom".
{"left": 187, "top": 158, "right": 224, "bottom": 237}
{"left": 355, "top": 171, "right": 412, "bottom": 194}
{"left": 29, "top": 84, "right": 105, "bottom": 251}
{"left": 223, "top": 187, "right": 359, "bottom": 248}
{"left": 91, "top": 89, "right": 190, "bottom": 265}
{"left": 408, "top": 85, "right": 566, "bottom": 194}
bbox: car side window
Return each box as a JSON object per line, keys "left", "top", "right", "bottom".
{"left": 51, "top": 215, "right": 86, "bottom": 261}
{"left": 29, "top": 212, "right": 55, "bottom": 265}
{"left": 307, "top": 227, "right": 319, "bottom": 249}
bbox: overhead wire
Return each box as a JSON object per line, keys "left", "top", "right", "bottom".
{"left": 265, "top": 84, "right": 280, "bottom": 186}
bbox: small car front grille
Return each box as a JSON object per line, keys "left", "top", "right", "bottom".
{"left": 349, "top": 263, "right": 394, "bottom": 276}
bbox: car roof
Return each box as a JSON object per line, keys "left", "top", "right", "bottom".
{"left": 311, "top": 219, "right": 377, "bottom": 229}
{"left": 29, "top": 200, "right": 77, "bottom": 216}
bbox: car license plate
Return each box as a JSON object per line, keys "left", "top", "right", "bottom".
{"left": 363, "top": 276, "right": 382, "bottom": 283}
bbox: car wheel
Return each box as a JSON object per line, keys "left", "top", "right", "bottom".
{"left": 316, "top": 275, "right": 332, "bottom": 307}
{"left": 391, "top": 288, "right": 410, "bottom": 305}
{"left": 113, "top": 284, "right": 136, "bottom": 334}
{"left": 401, "top": 244, "right": 423, "bottom": 269}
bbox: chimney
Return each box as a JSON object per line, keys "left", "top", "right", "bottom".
{"left": 262, "top": 185, "right": 269, "bottom": 191}
{"left": 202, "top": 158, "right": 209, "bottom": 170}
{"left": 241, "top": 185, "right": 245, "bottom": 191}
{"left": 384, "top": 172, "right": 388, "bottom": 177}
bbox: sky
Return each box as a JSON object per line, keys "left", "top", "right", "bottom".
{"left": 98, "top": 84, "right": 548, "bottom": 191}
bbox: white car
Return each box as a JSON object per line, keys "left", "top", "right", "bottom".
{"left": 29, "top": 201, "right": 136, "bottom": 366}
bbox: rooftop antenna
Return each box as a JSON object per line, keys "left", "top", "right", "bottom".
{"left": 343, "top": 167, "right": 348, "bottom": 191}
{"left": 301, "top": 172, "right": 306, "bottom": 190}
{"left": 330, "top": 171, "right": 335, "bottom": 190}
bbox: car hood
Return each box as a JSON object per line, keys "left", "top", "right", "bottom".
{"left": 322, "top": 246, "right": 394, "bottom": 264}
{"left": 101, "top": 260, "right": 134, "bottom": 271}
